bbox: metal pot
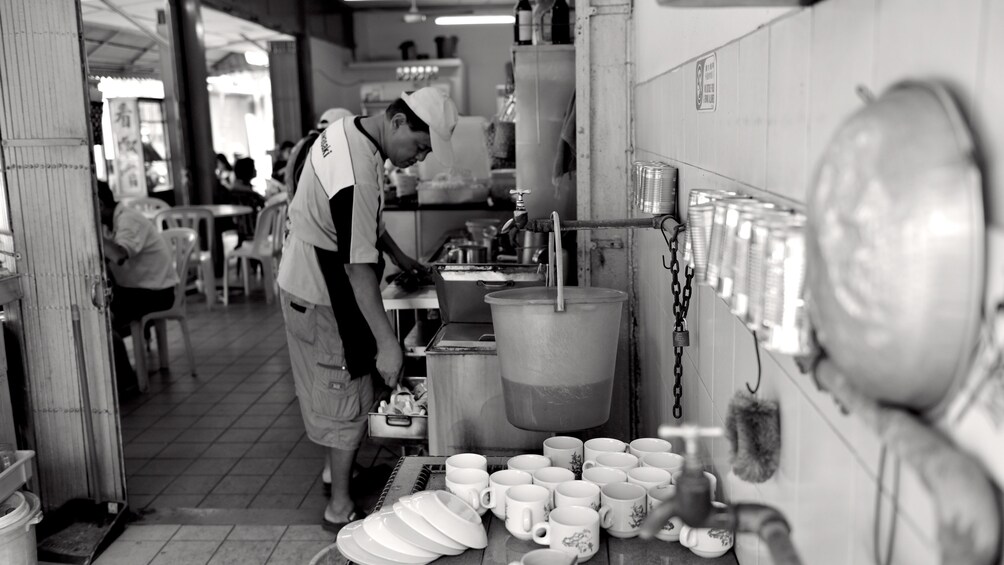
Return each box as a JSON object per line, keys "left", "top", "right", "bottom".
{"left": 807, "top": 81, "right": 984, "bottom": 412}
{"left": 446, "top": 244, "right": 489, "bottom": 264}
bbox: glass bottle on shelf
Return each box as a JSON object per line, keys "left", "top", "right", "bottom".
{"left": 551, "top": 0, "right": 571, "bottom": 44}
{"left": 514, "top": 0, "right": 533, "bottom": 45}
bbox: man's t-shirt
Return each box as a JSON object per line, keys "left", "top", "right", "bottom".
{"left": 108, "top": 205, "right": 180, "bottom": 290}
{"left": 277, "top": 117, "right": 386, "bottom": 378}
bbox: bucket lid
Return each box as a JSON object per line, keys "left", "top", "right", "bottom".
{"left": 484, "top": 286, "right": 627, "bottom": 305}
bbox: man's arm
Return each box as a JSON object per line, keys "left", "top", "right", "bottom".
{"left": 344, "top": 263, "right": 401, "bottom": 388}
{"left": 377, "top": 231, "right": 425, "bottom": 274}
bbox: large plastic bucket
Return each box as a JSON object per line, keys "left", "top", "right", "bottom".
{"left": 486, "top": 286, "right": 627, "bottom": 431}
{"left": 0, "top": 492, "right": 42, "bottom": 565}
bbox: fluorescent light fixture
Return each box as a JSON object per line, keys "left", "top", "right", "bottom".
{"left": 244, "top": 50, "right": 269, "bottom": 66}
{"left": 435, "top": 15, "right": 514, "bottom": 25}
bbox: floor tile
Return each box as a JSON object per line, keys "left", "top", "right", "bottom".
{"left": 173, "top": 525, "right": 234, "bottom": 541}
{"left": 244, "top": 403, "right": 289, "bottom": 416}
{"left": 264, "top": 540, "right": 331, "bottom": 565}
{"left": 207, "top": 540, "right": 277, "bottom": 565}
{"left": 183, "top": 457, "right": 239, "bottom": 476}
{"left": 129, "top": 475, "right": 176, "bottom": 495}
{"left": 206, "top": 404, "right": 250, "bottom": 416}
{"left": 260, "top": 474, "right": 316, "bottom": 495}
{"left": 229, "top": 457, "right": 283, "bottom": 476}
{"left": 221, "top": 392, "right": 262, "bottom": 404}
{"left": 217, "top": 428, "right": 264, "bottom": 443}
{"left": 125, "top": 458, "right": 149, "bottom": 476}
{"left": 280, "top": 525, "right": 335, "bottom": 541}
{"left": 212, "top": 474, "right": 269, "bottom": 495}
{"left": 158, "top": 442, "right": 211, "bottom": 459}
{"left": 275, "top": 458, "right": 323, "bottom": 476}
{"left": 136, "top": 458, "right": 194, "bottom": 476}
{"left": 154, "top": 415, "right": 198, "bottom": 429}
{"left": 94, "top": 540, "right": 166, "bottom": 565}
{"left": 202, "top": 442, "right": 253, "bottom": 458}
{"left": 150, "top": 540, "right": 221, "bottom": 565}
{"left": 129, "top": 493, "right": 156, "bottom": 510}
{"left": 258, "top": 428, "right": 302, "bottom": 443}
{"left": 231, "top": 415, "right": 278, "bottom": 429}
{"left": 297, "top": 495, "right": 328, "bottom": 512}
{"left": 243, "top": 442, "right": 294, "bottom": 459}
{"left": 124, "top": 443, "right": 167, "bottom": 459}
{"left": 288, "top": 442, "right": 325, "bottom": 459}
{"left": 170, "top": 403, "right": 214, "bottom": 417}
{"left": 192, "top": 415, "right": 241, "bottom": 429}
{"left": 149, "top": 494, "right": 206, "bottom": 508}
{"left": 119, "top": 524, "right": 181, "bottom": 541}
{"left": 249, "top": 493, "right": 304, "bottom": 509}
{"left": 175, "top": 428, "right": 225, "bottom": 443}
{"left": 270, "top": 415, "right": 304, "bottom": 429}
{"left": 227, "top": 525, "right": 288, "bottom": 541}
{"left": 163, "top": 474, "right": 223, "bottom": 495}
{"left": 199, "top": 494, "right": 255, "bottom": 509}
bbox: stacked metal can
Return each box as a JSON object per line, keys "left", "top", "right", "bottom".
{"left": 631, "top": 161, "right": 678, "bottom": 215}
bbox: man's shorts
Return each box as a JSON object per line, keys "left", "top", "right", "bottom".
{"left": 280, "top": 289, "right": 374, "bottom": 450}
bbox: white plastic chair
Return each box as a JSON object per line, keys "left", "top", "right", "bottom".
{"left": 122, "top": 197, "right": 170, "bottom": 219}
{"left": 155, "top": 207, "right": 217, "bottom": 307}
{"left": 222, "top": 201, "right": 286, "bottom": 305}
{"left": 130, "top": 228, "right": 198, "bottom": 392}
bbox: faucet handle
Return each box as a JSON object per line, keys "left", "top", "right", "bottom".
{"left": 658, "top": 424, "right": 724, "bottom": 459}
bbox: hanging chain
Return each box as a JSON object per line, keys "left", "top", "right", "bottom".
{"left": 668, "top": 225, "right": 694, "bottom": 419}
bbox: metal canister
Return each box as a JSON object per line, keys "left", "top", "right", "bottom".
{"left": 705, "top": 197, "right": 749, "bottom": 288}
{"left": 717, "top": 200, "right": 761, "bottom": 303}
{"left": 730, "top": 202, "right": 786, "bottom": 318}
{"left": 640, "top": 163, "right": 678, "bottom": 215}
{"left": 745, "top": 210, "right": 800, "bottom": 330}
{"left": 686, "top": 203, "right": 715, "bottom": 280}
{"left": 632, "top": 161, "right": 655, "bottom": 210}
{"left": 760, "top": 220, "right": 810, "bottom": 355}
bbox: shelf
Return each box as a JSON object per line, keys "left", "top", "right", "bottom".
{"left": 511, "top": 44, "right": 575, "bottom": 54}
{"left": 348, "top": 58, "right": 463, "bottom": 71}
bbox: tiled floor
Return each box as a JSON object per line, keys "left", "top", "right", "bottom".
{"left": 94, "top": 291, "right": 404, "bottom": 565}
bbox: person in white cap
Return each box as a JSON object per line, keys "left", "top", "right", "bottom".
{"left": 276, "top": 87, "right": 458, "bottom": 531}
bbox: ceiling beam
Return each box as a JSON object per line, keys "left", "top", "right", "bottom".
{"left": 86, "top": 30, "right": 119, "bottom": 56}
{"left": 127, "top": 42, "right": 159, "bottom": 65}
{"left": 96, "top": 0, "right": 169, "bottom": 47}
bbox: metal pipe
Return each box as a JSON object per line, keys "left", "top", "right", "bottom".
{"left": 523, "top": 215, "right": 676, "bottom": 232}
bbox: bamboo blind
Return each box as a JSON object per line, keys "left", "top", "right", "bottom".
{"left": 0, "top": 0, "right": 125, "bottom": 507}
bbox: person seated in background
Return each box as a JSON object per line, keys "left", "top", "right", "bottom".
{"left": 215, "top": 153, "right": 234, "bottom": 189}
{"left": 229, "top": 157, "right": 266, "bottom": 247}
{"left": 97, "top": 181, "right": 179, "bottom": 387}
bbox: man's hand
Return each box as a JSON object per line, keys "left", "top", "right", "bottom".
{"left": 375, "top": 340, "right": 403, "bottom": 388}
{"left": 393, "top": 252, "right": 427, "bottom": 276}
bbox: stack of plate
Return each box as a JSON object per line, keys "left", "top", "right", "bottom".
{"left": 335, "top": 490, "right": 488, "bottom": 565}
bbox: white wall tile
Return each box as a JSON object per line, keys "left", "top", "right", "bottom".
{"left": 698, "top": 285, "right": 717, "bottom": 379}
{"left": 976, "top": 0, "right": 1004, "bottom": 225}
{"left": 874, "top": 0, "right": 984, "bottom": 112}
{"left": 666, "top": 69, "right": 685, "bottom": 161}
{"left": 736, "top": 29, "right": 770, "bottom": 188}
{"left": 712, "top": 298, "right": 736, "bottom": 421}
{"left": 766, "top": 10, "right": 812, "bottom": 204}
{"left": 714, "top": 43, "right": 741, "bottom": 181}
{"left": 682, "top": 60, "right": 702, "bottom": 167}
{"left": 754, "top": 354, "right": 801, "bottom": 529}
{"left": 807, "top": 0, "right": 877, "bottom": 176}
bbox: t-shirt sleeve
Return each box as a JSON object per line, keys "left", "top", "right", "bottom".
{"left": 113, "top": 212, "right": 147, "bottom": 258}
{"left": 329, "top": 184, "right": 380, "bottom": 265}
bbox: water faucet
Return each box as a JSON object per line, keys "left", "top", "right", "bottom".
{"left": 501, "top": 189, "right": 531, "bottom": 235}
{"left": 641, "top": 424, "right": 804, "bottom": 565}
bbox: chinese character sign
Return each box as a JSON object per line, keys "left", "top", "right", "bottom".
{"left": 696, "top": 53, "right": 717, "bottom": 112}
{"left": 109, "top": 98, "right": 145, "bottom": 198}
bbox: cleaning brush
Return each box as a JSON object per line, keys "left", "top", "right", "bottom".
{"left": 725, "top": 391, "right": 781, "bottom": 483}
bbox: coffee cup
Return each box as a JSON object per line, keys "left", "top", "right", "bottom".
{"left": 543, "top": 436, "right": 584, "bottom": 477}
{"left": 531, "top": 506, "right": 601, "bottom": 562}
{"left": 532, "top": 466, "right": 575, "bottom": 496}
{"left": 581, "top": 466, "right": 627, "bottom": 488}
{"left": 445, "top": 468, "right": 490, "bottom": 515}
{"left": 598, "top": 482, "right": 648, "bottom": 538}
{"left": 628, "top": 437, "right": 672, "bottom": 459}
{"left": 508, "top": 454, "right": 552, "bottom": 474}
{"left": 670, "top": 469, "right": 718, "bottom": 500}
{"left": 641, "top": 452, "right": 685, "bottom": 474}
{"left": 480, "top": 469, "right": 533, "bottom": 520}
{"left": 679, "top": 502, "right": 733, "bottom": 558}
{"left": 583, "top": 438, "right": 626, "bottom": 468}
{"left": 626, "top": 466, "right": 672, "bottom": 490}
{"left": 554, "top": 480, "right": 600, "bottom": 511}
{"left": 446, "top": 453, "right": 488, "bottom": 475}
{"left": 647, "top": 483, "right": 683, "bottom": 542}
{"left": 505, "top": 484, "right": 552, "bottom": 541}
{"left": 508, "top": 548, "right": 578, "bottom": 565}
{"left": 582, "top": 452, "right": 638, "bottom": 473}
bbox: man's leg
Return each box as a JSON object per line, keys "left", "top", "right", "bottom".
{"left": 324, "top": 447, "right": 358, "bottom": 522}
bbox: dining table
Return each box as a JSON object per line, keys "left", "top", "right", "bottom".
{"left": 194, "top": 204, "right": 254, "bottom": 306}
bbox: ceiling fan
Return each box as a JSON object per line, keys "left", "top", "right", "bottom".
{"left": 403, "top": 0, "right": 427, "bottom": 23}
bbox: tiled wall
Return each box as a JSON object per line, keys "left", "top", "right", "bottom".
{"left": 631, "top": 1, "right": 1004, "bottom": 564}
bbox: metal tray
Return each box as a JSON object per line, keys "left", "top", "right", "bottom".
{"left": 431, "top": 263, "right": 546, "bottom": 324}
{"left": 368, "top": 377, "right": 428, "bottom": 440}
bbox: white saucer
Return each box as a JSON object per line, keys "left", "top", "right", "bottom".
{"left": 336, "top": 521, "right": 400, "bottom": 565}
{"left": 411, "top": 490, "right": 488, "bottom": 549}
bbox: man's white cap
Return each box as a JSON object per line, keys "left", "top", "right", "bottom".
{"left": 401, "top": 87, "right": 458, "bottom": 167}
{"left": 317, "top": 108, "right": 353, "bottom": 129}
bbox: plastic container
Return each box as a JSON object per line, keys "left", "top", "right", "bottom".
{"left": 486, "top": 286, "right": 627, "bottom": 431}
{"left": 0, "top": 452, "right": 34, "bottom": 504}
{"left": 0, "top": 491, "right": 42, "bottom": 565}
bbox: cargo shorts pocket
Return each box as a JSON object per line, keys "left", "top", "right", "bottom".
{"left": 285, "top": 298, "right": 316, "bottom": 345}
{"left": 311, "top": 355, "right": 361, "bottom": 421}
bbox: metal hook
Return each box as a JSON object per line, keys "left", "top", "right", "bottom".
{"left": 746, "top": 331, "right": 762, "bottom": 395}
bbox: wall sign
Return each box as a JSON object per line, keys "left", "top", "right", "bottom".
{"left": 108, "top": 98, "right": 146, "bottom": 199}
{"left": 696, "top": 52, "right": 717, "bottom": 112}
